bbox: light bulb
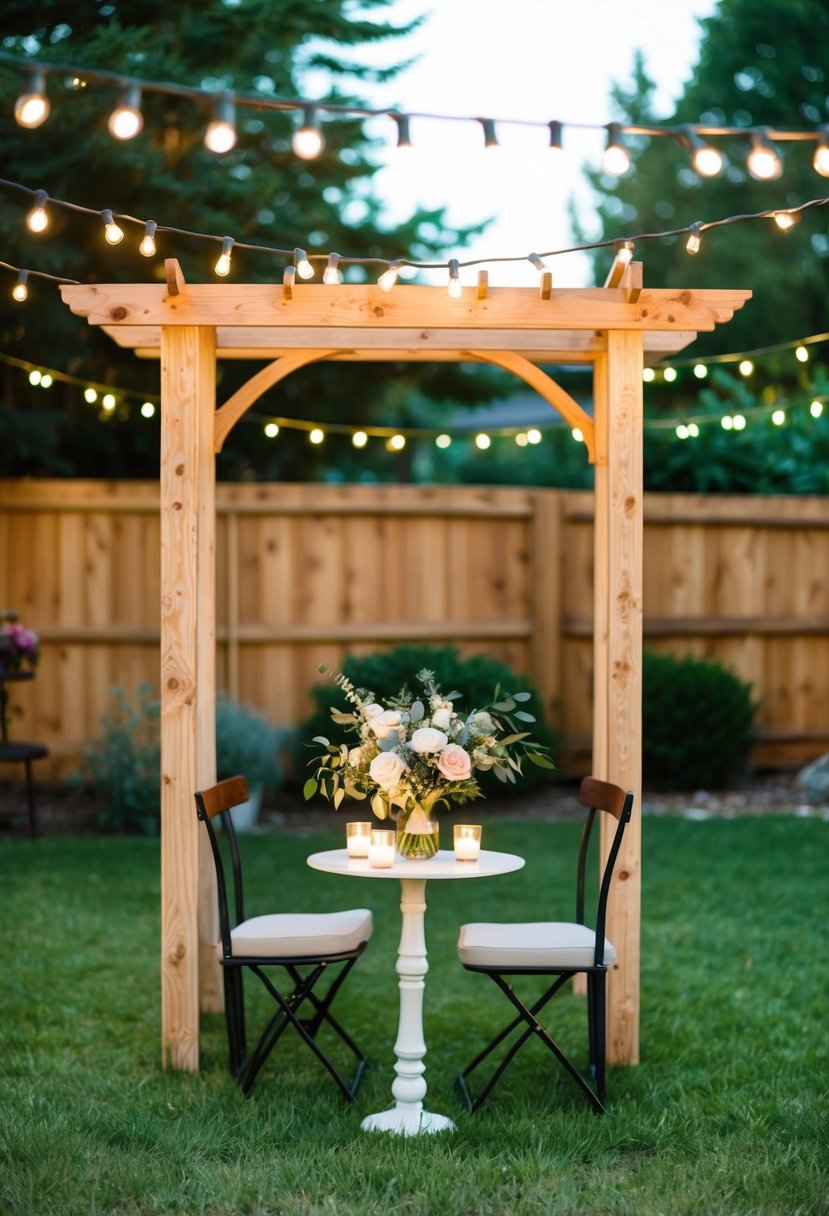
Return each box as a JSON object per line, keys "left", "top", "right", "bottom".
{"left": 774, "top": 211, "right": 797, "bottom": 230}
{"left": 615, "top": 241, "right": 634, "bottom": 266}
{"left": 721, "top": 415, "right": 734, "bottom": 430}
{"left": 514, "top": 432, "right": 528, "bottom": 447}
{"left": 12, "top": 270, "right": 28, "bottom": 302}
{"left": 435, "top": 434, "right": 452, "bottom": 449}
{"left": 475, "top": 433, "right": 491, "bottom": 450}
{"left": 772, "top": 409, "right": 786, "bottom": 425}
{"left": 293, "top": 247, "right": 314, "bottom": 280}
{"left": 676, "top": 424, "right": 689, "bottom": 439}
{"left": 204, "top": 94, "right": 236, "bottom": 154}
{"left": 527, "top": 253, "right": 547, "bottom": 272}
{"left": 642, "top": 368, "right": 656, "bottom": 383}
{"left": 352, "top": 431, "right": 368, "bottom": 448}
{"left": 733, "top": 414, "right": 746, "bottom": 430}
{"left": 686, "top": 223, "right": 703, "bottom": 254}
{"left": 293, "top": 105, "right": 324, "bottom": 159}
{"left": 102, "top": 393, "right": 117, "bottom": 411}
{"left": 480, "top": 118, "right": 499, "bottom": 150}
{"left": 26, "top": 190, "right": 49, "bottom": 233}
{"left": 813, "top": 131, "right": 829, "bottom": 177}
{"left": 795, "top": 345, "right": 809, "bottom": 363}
{"left": 602, "top": 123, "right": 630, "bottom": 175}
{"left": 309, "top": 427, "right": 324, "bottom": 444}
{"left": 264, "top": 422, "right": 279, "bottom": 438}
{"left": 108, "top": 85, "right": 143, "bottom": 140}
{"left": 28, "top": 370, "right": 41, "bottom": 385}
{"left": 84, "top": 388, "right": 98, "bottom": 403}
{"left": 548, "top": 120, "right": 564, "bottom": 154}
{"left": 663, "top": 367, "right": 677, "bottom": 383}
{"left": 810, "top": 400, "right": 824, "bottom": 418}
{"left": 447, "top": 259, "right": 462, "bottom": 299}
{"left": 389, "top": 434, "right": 406, "bottom": 450}
{"left": 394, "top": 114, "right": 412, "bottom": 152}
{"left": 747, "top": 130, "right": 782, "bottom": 180}
{"left": 688, "top": 423, "right": 700, "bottom": 438}
{"left": 378, "top": 263, "right": 400, "bottom": 292}
{"left": 739, "top": 359, "right": 754, "bottom": 377}
{"left": 139, "top": 221, "right": 157, "bottom": 257}
{"left": 682, "top": 127, "right": 723, "bottom": 177}
{"left": 214, "top": 236, "right": 234, "bottom": 277}
{"left": 14, "top": 69, "right": 50, "bottom": 128}
{"left": 323, "top": 253, "right": 341, "bottom": 285}
{"left": 101, "top": 209, "right": 124, "bottom": 245}
{"left": 694, "top": 364, "right": 708, "bottom": 379}
{"left": 571, "top": 428, "right": 584, "bottom": 443}
{"left": 141, "top": 402, "right": 156, "bottom": 418}
{"left": 527, "top": 428, "right": 542, "bottom": 445}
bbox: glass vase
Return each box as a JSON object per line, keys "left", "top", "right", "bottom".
{"left": 396, "top": 804, "right": 440, "bottom": 860}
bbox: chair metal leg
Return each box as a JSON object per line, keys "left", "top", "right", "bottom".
{"left": 237, "top": 960, "right": 368, "bottom": 1101}
{"left": 223, "top": 967, "right": 246, "bottom": 1077}
{"left": 458, "top": 970, "right": 606, "bottom": 1115}
{"left": 592, "top": 971, "right": 607, "bottom": 1102}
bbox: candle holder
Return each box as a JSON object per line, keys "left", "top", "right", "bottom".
{"left": 453, "top": 823, "right": 482, "bottom": 862}
{"left": 346, "top": 821, "right": 372, "bottom": 858}
{"left": 368, "top": 829, "right": 395, "bottom": 868}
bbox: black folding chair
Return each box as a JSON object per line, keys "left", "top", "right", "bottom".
{"left": 195, "top": 775, "right": 372, "bottom": 1099}
{"left": 456, "top": 775, "right": 634, "bottom": 1114}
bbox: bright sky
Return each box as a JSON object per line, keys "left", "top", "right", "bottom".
{"left": 321, "top": 0, "right": 718, "bottom": 285}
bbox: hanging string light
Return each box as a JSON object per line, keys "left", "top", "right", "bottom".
{"left": 547, "top": 120, "right": 564, "bottom": 155}
{"left": 13, "top": 68, "right": 49, "bottom": 128}
{"left": 393, "top": 114, "right": 412, "bottom": 152}
{"left": 292, "top": 105, "right": 324, "bottom": 159}
{"left": 11, "top": 269, "right": 28, "bottom": 301}
{"left": 214, "top": 236, "right": 234, "bottom": 277}
{"left": 293, "top": 247, "right": 315, "bottom": 280}
{"left": 447, "top": 258, "right": 462, "bottom": 299}
{"left": 25, "top": 189, "right": 49, "bottom": 233}
{"left": 747, "top": 128, "right": 783, "bottom": 180}
{"left": 602, "top": 123, "right": 630, "bottom": 175}
{"left": 480, "top": 118, "right": 499, "bottom": 150}
{"left": 680, "top": 126, "right": 724, "bottom": 178}
{"left": 814, "top": 128, "right": 829, "bottom": 177}
{"left": 686, "top": 222, "right": 703, "bottom": 254}
{"left": 139, "top": 220, "right": 157, "bottom": 257}
{"left": 323, "top": 252, "right": 342, "bottom": 285}
{"left": 100, "top": 209, "right": 124, "bottom": 245}
{"left": 107, "top": 84, "right": 143, "bottom": 140}
{"left": 377, "top": 261, "right": 401, "bottom": 291}
{"left": 204, "top": 93, "right": 237, "bottom": 154}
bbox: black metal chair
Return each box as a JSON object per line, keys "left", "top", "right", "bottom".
{"left": 195, "top": 775, "right": 373, "bottom": 1099}
{"left": 456, "top": 775, "right": 634, "bottom": 1114}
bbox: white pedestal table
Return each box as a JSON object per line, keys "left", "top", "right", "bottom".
{"left": 306, "top": 847, "right": 524, "bottom": 1136}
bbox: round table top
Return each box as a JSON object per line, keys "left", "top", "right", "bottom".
{"left": 307, "top": 847, "right": 524, "bottom": 881}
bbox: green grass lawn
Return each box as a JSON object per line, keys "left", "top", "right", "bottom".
{"left": 1, "top": 814, "right": 827, "bottom": 1215}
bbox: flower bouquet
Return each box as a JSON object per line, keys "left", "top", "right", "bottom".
{"left": 0, "top": 615, "right": 40, "bottom": 674}
{"left": 304, "top": 665, "right": 554, "bottom": 859}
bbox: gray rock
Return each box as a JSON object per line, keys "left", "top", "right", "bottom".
{"left": 797, "top": 752, "right": 829, "bottom": 795}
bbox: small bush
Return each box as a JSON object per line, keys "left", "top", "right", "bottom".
{"left": 643, "top": 649, "right": 759, "bottom": 790}
{"left": 295, "top": 644, "right": 559, "bottom": 797}
{"left": 81, "top": 685, "right": 289, "bottom": 833}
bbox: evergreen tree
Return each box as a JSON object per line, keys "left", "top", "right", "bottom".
{"left": 0, "top": 0, "right": 500, "bottom": 479}
{"left": 576, "top": 0, "right": 829, "bottom": 492}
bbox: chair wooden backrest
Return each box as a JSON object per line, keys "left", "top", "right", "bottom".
{"left": 575, "top": 776, "right": 634, "bottom": 967}
{"left": 194, "top": 775, "right": 250, "bottom": 959}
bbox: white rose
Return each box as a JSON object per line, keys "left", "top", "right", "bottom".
{"left": 410, "top": 726, "right": 448, "bottom": 754}
{"left": 370, "top": 709, "right": 402, "bottom": 739}
{"left": 437, "top": 743, "right": 472, "bottom": 781}
{"left": 363, "top": 703, "right": 384, "bottom": 720}
{"left": 369, "top": 750, "right": 409, "bottom": 791}
{"left": 431, "top": 707, "right": 453, "bottom": 730}
{"left": 469, "top": 711, "right": 494, "bottom": 733}
{"left": 348, "top": 746, "right": 364, "bottom": 766}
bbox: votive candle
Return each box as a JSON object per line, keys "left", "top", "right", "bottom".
{"left": 454, "top": 824, "right": 482, "bottom": 861}
{"left": 346, "top": 821, "right": 372, "bottom": 858}
{"left": 368, "top": 829, "right": 395, "bottom": 868}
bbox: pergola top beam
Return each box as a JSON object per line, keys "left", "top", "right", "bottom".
{"left": 60, "top": 282, "right": 750, "bottom": 337}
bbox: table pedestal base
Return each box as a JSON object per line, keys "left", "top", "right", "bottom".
{"left": 361, "top": 1107, "right": 455, "bottom": 1136}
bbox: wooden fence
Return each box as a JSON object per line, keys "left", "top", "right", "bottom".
{"left": 1, "top": 478, "right": 827, "bottom": 780}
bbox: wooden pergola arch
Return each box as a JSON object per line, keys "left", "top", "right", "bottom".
{"left": 61, "top": 263, "right": 749, "bottom": 1073}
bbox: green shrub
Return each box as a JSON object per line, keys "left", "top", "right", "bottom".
{"left": 295, "top": 644, "right": 559, "bottom": 798}
{"left": 81, "top": 685, "right": 289, "bottom": 833}
{"left": 643, "top": 649, "right": 760, "bottom": 790}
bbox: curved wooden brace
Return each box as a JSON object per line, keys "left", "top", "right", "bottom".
{"left": 214, "top": 349, "right": 341, "bottom": 452}
{"left": 466, "top": 349, "right": 598, "bottom": 464}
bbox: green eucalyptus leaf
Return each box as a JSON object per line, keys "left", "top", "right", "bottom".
{"left": 514, "top": 710, "right": 536, "bottom": 722}
{"left": 527, "top": 752, "right": 556, "bottom": 769}
{"left": 303, "top": 777, "right": 318, "bottom": 800}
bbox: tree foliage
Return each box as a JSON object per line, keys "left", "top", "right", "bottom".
{"left": 574, "top": 0, "right": 829, "bottom": 492}
{"left": 0, "top": 0, "right": 503, "bottom": 479}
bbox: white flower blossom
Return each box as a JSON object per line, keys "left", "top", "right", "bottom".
{"left": 369, "top": 750, "right": 409, "bottom": 791}
{"left": 410, "top": 726, "right": 448, "bottom": 754}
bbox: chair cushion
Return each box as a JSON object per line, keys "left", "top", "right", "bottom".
{"left": 227, "top": 909, "right": 373, "bottom": 959}
{"left": 457, "top": 921, "right": 615, "bottom": 969}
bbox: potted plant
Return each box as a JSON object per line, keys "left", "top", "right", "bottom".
{"left": 216, "top": 694, "right": 287, "bottom": 831}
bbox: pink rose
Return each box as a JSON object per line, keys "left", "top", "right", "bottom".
{"left": 437, "top": 743, "right": 472, "bottom": 781}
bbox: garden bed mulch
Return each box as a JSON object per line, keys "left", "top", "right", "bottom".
{"left": 1, "top": 771, "right": 826, "bottom": 838}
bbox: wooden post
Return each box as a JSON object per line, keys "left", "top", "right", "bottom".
{"left": 592, "top": 330, "right": 643, "bottom": 1065}
{"left": 159, "top": 324, "right": 219, "bottom": 1072}
{"left": 530, "top": 491, "right": 563, "bottom": 734}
